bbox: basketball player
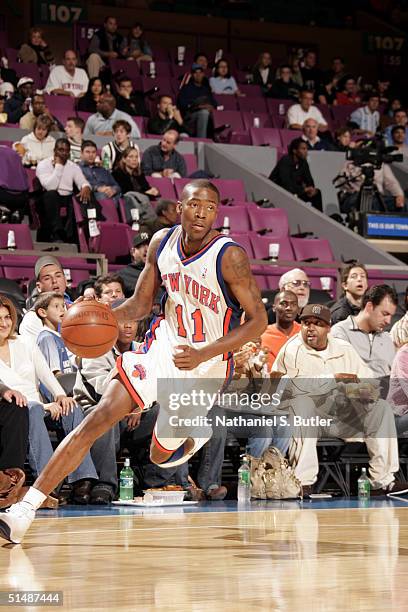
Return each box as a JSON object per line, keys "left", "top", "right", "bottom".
{"left": 0, "top": 179, "right": 267, "bottom": 543}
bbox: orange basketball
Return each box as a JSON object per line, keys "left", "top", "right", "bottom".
{"left": 61, "top": 301, "right": 119, "bottom": 358}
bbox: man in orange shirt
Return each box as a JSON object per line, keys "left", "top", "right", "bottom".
{"left": 261, "top": 290, "right": 300, "bottom": 372}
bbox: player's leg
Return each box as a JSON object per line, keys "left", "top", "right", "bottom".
{"left": 0, "top": 379, "right": 135, "bottom": 544}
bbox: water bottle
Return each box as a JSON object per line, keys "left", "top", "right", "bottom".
{"left": 358, "top": 467, "right": 370, "bottom": 501}
{"left": 131, "top": 208, "right": 140, "bottom": 232}
{"left": 221, "top": 216, "right": 230, "bottom": 235}
{"left": 279, "top": 103, "right": 285, "bottom": 116}
{"left": 119, "top": 458, "right": 134, "bottom": 501}
{"left": 87, "top": 208, "right": 100, "bottom": 238}
{"left": 102, "top": 151, "right": 110, "bottom": 170}
{"left": 237, "top": 455, "right": 251, "bottom": 502}
{"left": 7, "top": 230, "right": 16, "bottom": 251}
{"left": 253, "top": 117, "right": 260, "bottom": 128}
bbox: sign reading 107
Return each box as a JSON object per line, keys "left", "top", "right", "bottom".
{"left": 36, "top": 1, "right": 87, "bottom": 25}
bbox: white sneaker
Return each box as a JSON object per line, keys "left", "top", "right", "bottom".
{"left": 0, "top": 503, "right": 35, "bottom": 544}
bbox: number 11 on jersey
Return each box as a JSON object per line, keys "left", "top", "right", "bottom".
{"left": 175, "top": 305, "right": 206, "bottom": 342}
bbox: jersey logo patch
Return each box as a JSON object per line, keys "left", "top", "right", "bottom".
{"left": 132, "top": 364, "right": 147, "bottom": 380}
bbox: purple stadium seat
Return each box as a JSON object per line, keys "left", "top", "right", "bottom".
{"left": 237, "top": 97, "right": 267, "bottom": 113}
{"left": 90, "top": 222, "right": 133, "bottom": 264}
{"left": 238, "top": 84, "right": 264, "bottom": 97}
{"left": 1, "top": 255, "right": 37, "bottom": 286}
{"left": 97, "top": 199, "right": 120, "bottom": 223}
{"left": 133, "top": 116, "right": 146, "bottom": 136}
{"left": 109, "top": 59, "right": 141, "bottom": 76}
{"left": 229, "top": 132, "right": 252, "bottom": 145}
{"left": 146, "top": 177, "right": 176, "bottom": 200}
{"left": 40, "top": 65, "right": 50, "bottom": 89}
{"left": 215, "top": 95, "right": 238, "bottom": 111}
{"left": 250, "top": 127, "right": 282, "bottom": 147}
{"left": 152, "top": 48, "right": 169, "bottom": 62}
{"left": 212, "top": 110, "right": 244, "bottom": 142}
{"left": 184, "top": 153, "right": 198, "bottom": 175}
{"left": 215, "top": 206, "right": 250, "bottom": 233}
{"left": 5, "top": 48, "right": 19, "bottom": 63}
{"left": 331, "top": 104, "right": 360, "bottom": 126}
{"left": 139, "top": 61, "right": 172, "bottom": 77}
{"left": 52, "top": 109, "right": 75, "bottom": 125}
{"left": 141, "top": 76, "right": 174, "bottom": 95}
{"left": 316, "top": 104, "right": 333, "bottom": 124}
{"left": 250, "top": 233, "right": 295, "bottom": 261}
{"left": 174, "top": 178, "right": 246, "bottom": 203}
{"left": 267, "top": 98, "right": 293, "bottom": 117}
{"left": 290, "top": 237, "right": 334, "bottom": 262}
{"left": 242, "top": 112, "right": 272, "bottom": 130}
{"left": 8, "top": 62, "right": 41, "bottom": 90}
{"left": 248, "top": 207, "right": 289, "bottom": 236}
{"left": 76, "top": 111, "right": 92, "bottom": 122}
{"left": 44, "top": 94, "right": 76, "bottom": 112}
{"left": 0, "top": 225, "right": 33, "bottom": 250}
{"left": 229, "top": 233, "right": 254, "bottom": 257}
{"left": 280, "top": 129, "right": 302, "bottom": 151}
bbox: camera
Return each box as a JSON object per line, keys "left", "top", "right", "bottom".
{"left": 346, "top": 134, "right": 403, "bottom": 168}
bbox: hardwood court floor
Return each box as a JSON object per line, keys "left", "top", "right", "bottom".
{"left": 1, "top": 502, "right": 408, "bottom": 611}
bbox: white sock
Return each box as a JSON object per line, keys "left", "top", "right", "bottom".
{"left": 20, "top": 487, "right": 47, "bottom": 511}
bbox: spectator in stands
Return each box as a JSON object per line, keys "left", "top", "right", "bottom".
{"left": 0, "top": 294, "right": 98, "bottom": 504}
{"left": 338, "top": 157, "right": 406, "bottom": 213}
{"left": 114, "top": 76, "right": 148, "bottom": 117}
{"left": 252, "top": 52, "right": 274, "bottom": 95}
{"left": 269, "top": 137, "right": 323, "bottom": 212}
{"left": 44, "top": 50, "right": 88, "bottom": 98}
{"left": 100, "top": 120, "right": 138, "bottom": 170}
{"left": 19, "top": 92, "right": 60, "bottom": 132}
{"left": 391, "top": 288, "right": 408, "bottom": 349}
{"left": 83, "top": 93, "right": 141, "bottom": 139}
{"left": 261, "top": 290, "right": 300, "bottom": 372}
{"left": 141, "top": 130, "right": 187, "bottom": 178}
{"left": 335, "top": 77, "right": 362, "bottom": 106}
{"left": 86, "top": 16, "right": 125, "bottom": 79}
{"left": 0, "top": 96, "right": 7, "bottom": 124}
{"left": 269, "top": 65, "right": 300, "bottom": 100}
{"left": 77, "top": 77, "right": 105, "bottom": 114}
{"left": 179, "top": 52, "right": 210, "bottom": 89}
{"left": 382, "top": 98, "right": 403, "bottom": 129}
{"left": 272, "top": 303, "right": 405, "bottom": 495}
{"left": 279, "top": 268, "right": 311, "bottom": 308}
{"left": 120, "top": 23, "right": 153, "bottom": 63}
{"left": 19, "top": 115, "right": 55, "bottom": 166}
{"left": 94, "top": 274, "right": 125, "bottom": 305}
{"left": 319, "top": 56, "right": 346, "bottom": 104}
{"left": 377, "top": 78, "right": 390, "bottom": 105}
{"left": 289, "top": 56, "right": 303, "bottom": 88}
{"left": 286, "top": 90, "right": 328, "bottom": 131}
{"left": 112, "top": 146, "right": 158, "bottom": 225}
{"left": 300, "top": 50, "right": 323, "bottom": 91}
{"left": 117, "top": 231, "right": 150, "bottom": 297}
{"left": 35, "top": 292, "right": 74, "bottom": 382}
{"left": 79, "top": 140, "right": 121, "bottom": 203}
{"left": 209, "top": 59, "right": 241, "bottom": 96}
{"left": 330, "top": 262, "right": 368, "bottom": 326}
{"left": 20, "top": 256, "right": 71, "bottom": 340}
{"left": 5, "top": 77, "right": 34, "bottom": 125}
{"left": 149, "top": 199, "right": 178, "bottom": 234}
{"left": 18, "top": 27, "right": 54, "bottom": 66}
{"left": 0, "top": 146, "right": 29, "bottom": 224}
{"left": 388, "top": 339, "right": 408, "bottom": 435}
{"left": 385, "top": 109, "right": 408, "bottom": 145}
{"left": 331, "top": 285, "right": 397, "bottom": 381}
{"left": 177, "top": 64, "right": 217, "bottom": 138}
{"left": 390, "top": 126, "right": 408, "bottom": 155}
{"left": 0, "top": 380, "right": 28, "bottom": 472}
{"left": 64, "top": 117, "right": 85, "bottom": 164}
{"left": 147, "top": 94, "right": 184, "bottom": 135}
{"left": 332, "top": 127, "right": 355, "bottom": 152}
{"left": 302, "top": 118, "right": 332, "bottom": 151}
{"left": 349, "top": 93, "right": 380, "bottom": 136}
{"left": 36, "top": 138, "right": 91, "bottom": 243}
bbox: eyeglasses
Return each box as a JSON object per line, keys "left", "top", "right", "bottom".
{"left": 286, "top": 280, "right": 311, "bottom": 288}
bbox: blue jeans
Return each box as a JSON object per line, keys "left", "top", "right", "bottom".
{"left": 27, "top": 401, "right": 98, "bottom": 484}
{"left": 197, "top": 405, "right": 292, "bottom": 493}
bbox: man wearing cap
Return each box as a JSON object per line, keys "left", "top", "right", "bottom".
{"left": 117, "top": 232, "right": 151, "bottom": 297}
{"left": 19, "top": 92, "right": 62, "bottom": 132}
{"left": 177, "top": 63, "right": 217, "bottom": 138}
{"left": 4, "top": 77, "right": 34, "bottom": 124}
{"left": 19, "top": 256, "right": 72, "bottom": 341}
{"left": 272, "top": 303, "right": 405, "bottom": 496}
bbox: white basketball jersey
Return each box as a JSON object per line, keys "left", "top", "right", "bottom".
{"left": 156, "top": 225, "right": 243, "bottom": 359}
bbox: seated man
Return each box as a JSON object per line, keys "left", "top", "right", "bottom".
{"left": 269, "top": 138, "right": 323, "bottom": 212}
{"left": 330, "top": 262, "right": 368, "bottom": 326}
{"left": 272, "top": 303, "right": 406, "bottom": 495}
{"left": 117, "top": 232, "right": 150, "bottom": 297}
{"left": 350, "top": 93, "right": 380, "bottom": 137}
{"left": 385, "top": 109, "right": 408, "bottom": 146}
{"left": 36, "top": 138, "right": 91, "bottom": 243}
{"left": 84, "top": 93, "right": 140, "bottom": 139}
{"left": 141, "top": 130, "right": 187, "bottom": 178}
{"left": 44, "top": 49, "right": 88, "bottom": 98}
{"left": 100, "top": 120, "right": 139, "bottom": 170}
{"left": 5, "top": 77, "right": 34, "bottom": 125}
{"left": 64, "top": 117, "right": 85, "bottom": 164}
{"left": 79, "top": 140, "right": 121, "bottom": 202}
{"left": 147, "top": 94, "right": 184, "bottom": 135}
{"left": 302, "top": 119, "right": 332, "bottom": 151}
{"left": 94, "top": 274, "right": 125, "bottom": 305}
{"left": 19, "top": 92, "right": 61, "bottom": 132}
{"left": 286, "top": 89, "right": 328, "bottom": 131}
{"left": 261, "top": 290, "right": 300, "bottom": 372}
{"left": 149, "top": 199, "right": 178, "bottom": 233}
{"left": 86, "top": 16, "right": 124, "bottom": 79}
{"left": 115, "top": 76, "right": 148, "bottom": 118}
{"left": 177, "top": 63, "right": 217, "bottom": 138}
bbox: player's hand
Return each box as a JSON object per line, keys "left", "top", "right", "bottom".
{"left": 173, "top": 345, "right": 205, "bottom": 370}
{"left": 1, "top": 389, "right": 27, "bottom": 407}
{"left": 45, "top": 402, "right": 62, "bottom": 420}
{"left": 55, "top": 395, "right": 76, "bottom": 415}
{"left": 126, "top": 411, "right": 141, "bottom": 430}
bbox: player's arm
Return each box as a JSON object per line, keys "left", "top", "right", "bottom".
{"left": 174, "top": 246, "right": 267, "bottom": 369}
{"left": 113, "top": 229, "right": 169, "bottom": 324}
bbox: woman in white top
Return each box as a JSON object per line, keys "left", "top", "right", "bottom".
{"left": 0, "top": 296, "right": 97, "bottom": 491}
{"left": 209, "top": 59, "right": 241, "bottom": 96}
{"left": 19, "top": 115, "right": 55, "bottom": 166}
